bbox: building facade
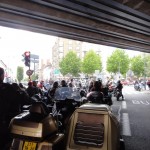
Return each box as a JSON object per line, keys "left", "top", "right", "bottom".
{"left": 52, "top": 37, "right": 83, "bottom": 69}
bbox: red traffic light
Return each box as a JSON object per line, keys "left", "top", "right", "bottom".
{"left": 24, "top": 51, "right": 30, "bottom": 56}
{"left": 24, "top": 51, "right": 30, "bottom": 67}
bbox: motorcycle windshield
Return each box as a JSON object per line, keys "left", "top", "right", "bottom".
{"left": 54, "top": 87, "right": 81, "bottom": 101}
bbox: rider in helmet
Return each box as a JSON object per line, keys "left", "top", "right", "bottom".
{"left": 116, "top": 80, "right": 124, "bottom": 100}
{"left": 87, "top": 81, "right": 104, "bottom": 104}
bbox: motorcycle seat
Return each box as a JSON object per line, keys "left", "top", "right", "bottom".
{"left": 29, "top": 102, "right": 49, "bottom": 116}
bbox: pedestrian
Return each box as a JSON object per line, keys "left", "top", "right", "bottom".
{"left": 26, "top": 81, "right": 36, "bottom": 97}
{"left": 48, "top": 81, "right": 59, "bottom": 98}
{"left": 33, "top": 80, "right": 43, "bottom": 96}
{"left": 116, "top": 80, "right": 124, "bottom": 100}
{"left": 68, "top": 78, "right": 74, "bottom": 87}
{"left": 88, "top": 80, "right": 94, "bottom": 93}
{"left": 61, "top": 80, "right": 68, "bottom": 87}
{"left": 147, "top": 80, "right": 150, "bottom": 90}
{"left": 12, "top": 82, "right": 30, "bottom": 113}
{"left": 0, "top": 67, "right": 16, "bottom": 149}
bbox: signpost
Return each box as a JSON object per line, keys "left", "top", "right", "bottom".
{"left": 22, "top": 53, "right": 39, "bottom": 80}
{"left": 26, "top": 70, "right": 33, "bottom": 76}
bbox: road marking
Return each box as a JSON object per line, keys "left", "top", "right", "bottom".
{"left": 132, "top": 100, "right": 140, "bottom": 104}
{"left": 117, "top": 106, "right": 121, "bottom": 122}
{"left": 122, "top": 101, "right": 127, "bottom": 109}
{"left": 122, "top": 113, "right": 131, "bottom": 136}
{"left": 132, "top": 100, "right": 149, "bottom": 105}
{"left": 140, "top": 101, "right": 149, "bottom": 105}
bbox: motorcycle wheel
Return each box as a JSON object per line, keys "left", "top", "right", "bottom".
{"left": 117, "top": 95, "right": 120, "bottom": 101}
{"left": 120, "top": 136, "right": 125, "bottom": 150}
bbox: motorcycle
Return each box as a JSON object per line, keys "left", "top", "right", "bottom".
{"left": 9, "top": 101, "right": 65, "bottom": 150}
{"left": 9, "top": 88, "right": 125, "bottom": 150}
{"left": 102, "top": 87, "right": 113, "bottom": 105}
{"left": 53, "top": 87, "right": 84, "bottom": 132}
{"left": 114, "top": 88, "right": 122, "bottom": 101}
{"left": 66, "top": 103, "right": 125, "bottom": 150}
{"left": 134, "top": 83, "right": 141, "bottom": 91}
{"left": 9, "top": 87, "right": 83, "bottom": 150}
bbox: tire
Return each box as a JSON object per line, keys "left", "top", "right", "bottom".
{"left": 120, "top": 138, "right": 125, "bottom": 150}
{"left": 117, "top": 96, "right": 119, "bottom": 101}
{"left": 117, "top": 92, "right": 120, "bottom": 101}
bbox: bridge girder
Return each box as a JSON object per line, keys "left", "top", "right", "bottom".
{"left": 0, "top": 0, "right": 150, "bottom": 52}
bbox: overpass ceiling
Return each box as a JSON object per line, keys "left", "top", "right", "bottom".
{"left": 0, "top": 0, "right": 150, "bottom": 52}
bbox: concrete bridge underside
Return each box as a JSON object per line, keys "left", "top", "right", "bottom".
{"left": 0, "top": 0, "right": 150, "bottom": 52}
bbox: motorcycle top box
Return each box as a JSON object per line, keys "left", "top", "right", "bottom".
{"left": 9, "top": 102, "right": 65, "bottom": 150}
{"left": 66, "top": 103, "right": 125, "bottom": 150}
{"left": 9, "top": 102, "right": 57, "bottom": 140}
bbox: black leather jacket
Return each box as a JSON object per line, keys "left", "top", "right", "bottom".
{"left": 87, "top": 91, "right": 104, "bottom": 104}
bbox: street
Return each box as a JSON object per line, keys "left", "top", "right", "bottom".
{"left": 111, "top": 85, "right": 150, "bottom": 150}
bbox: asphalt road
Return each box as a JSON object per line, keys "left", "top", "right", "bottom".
{"left": 111, "top": 85, "right": 150, "bottom": 150}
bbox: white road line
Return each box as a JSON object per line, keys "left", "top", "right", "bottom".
{"left": 132, "top": 100, "right": 140, "bottom": 104}
{"left": 140, "top": 101, "right": 149, "bottom": 105}
{"left": 122, "top": 101, "right": 127, "bottom": 109}
{"left": 117, "top": 106, "right": 121, "bottom": 122}
{"left": 122, "top": 113, "right": 131, "bottom": 136}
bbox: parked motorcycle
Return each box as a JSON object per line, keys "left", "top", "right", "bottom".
{"left": 9, "top": 101, "right": 65, "bottom": 150}
{"left": 66, "top": 103, "right": 125, "bottom": 150}
{"left": 9, "top": 90, "right": 125, "bottom": 150}
{"left": 102, "top": 87, "right": 113, "bottom": 105}
{"left": 53, "top": 87, "right": 84, "bottom": 132}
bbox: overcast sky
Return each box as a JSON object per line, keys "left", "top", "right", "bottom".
{"left": 0, "top": 25, "right": 142, "bottom": 76}
{"left": 0, "top": 26, "right": 57, "bottom": 71}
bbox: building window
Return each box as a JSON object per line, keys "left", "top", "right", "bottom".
{"left": 59, "top": 53, "right": 64, "bottom": 59}
{"left": 59, "top": 47, "right": 64, "bottom": 53}
{"left": 76, "top": 47, "right": 80, "bottom": 50}
{"left": 69, "top": 46, "right": 72, "bottom": 50}
{"left": 76, "top": 41, "right": 80, "bottom": 44}
{"left": 69, "top": 40, "right": 72, "bottom": 44}
{"left": 59, "top": 41, "right": 63, "bottom": 46}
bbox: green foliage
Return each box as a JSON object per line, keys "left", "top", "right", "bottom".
{"left": 81, "top": 50, "right": 102, "bottom": 75}
{"left": 106, "top": 49, "right": 130, "bottom": 74}
{"left": 59, "top": 51, "right": 81, "bottom": 76}
{"left": 17, "top": 66, "right": 24, "bottom": 82}
{"left": 130, "top": 55, "right": 144, "bottom": 77}
{"left": 31, "top": 74, "right": 38, "bottom": 81}
{"left": 143, "top": 54, "right": 150, "bottom": 77}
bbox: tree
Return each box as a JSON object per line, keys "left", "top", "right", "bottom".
{"left": 31, "top": 74, "right": 38, "bottom": 81}
{"left": 81, "top": 50, "right": 102, "bottom": 75}
{"left": 130, "top": 55, "right": 144, "bottom": 77}
{"left": 106, "top": 49, "right": 130, "bottom": 75}
{"left": 142, "top": 53, "right": 150, "bottom": 77}
{"left": 17, "top": 66, "right": 24, "bottom": 82}
{"left": 59, "top": 51, "right": 81, "bottom": 76}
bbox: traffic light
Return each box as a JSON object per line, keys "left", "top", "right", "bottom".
{"left": 24, "top": 51, "right": 30, "bottom": 67}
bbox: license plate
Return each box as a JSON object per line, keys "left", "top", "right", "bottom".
{"left": 23, "top": 141, "right": 37, "bottom": 150}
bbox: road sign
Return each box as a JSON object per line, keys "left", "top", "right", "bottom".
{"left": 30, "top": 54, "right": 39, "bottom": 59}
{"left": 26, "top": 70, "right": 33, "bottom": 76}
{"left": 54, "top": 69, "right": 60, "bottom": 75}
